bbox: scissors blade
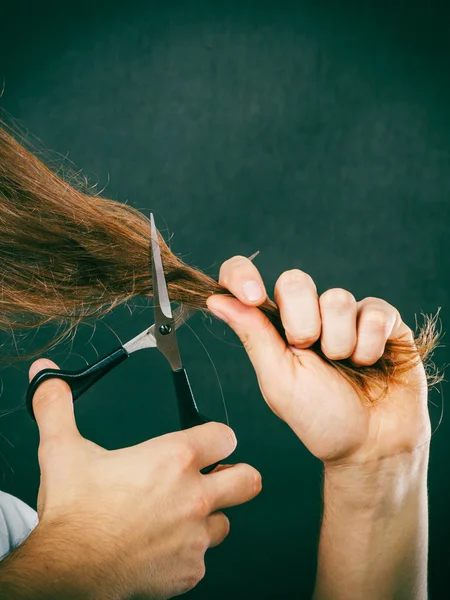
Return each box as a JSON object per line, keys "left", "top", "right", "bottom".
{"left": 150, "top": 212, "right": 172, "bottom": 320}
{"left": 123, "top": 304, "right": 198, "bottom": 354}
{"left": 124, "top": 243, "right": 259, "bottom": 357}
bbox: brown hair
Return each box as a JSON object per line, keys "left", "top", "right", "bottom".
{"left": 0, "top": 119, "right": 444, "bottom": 407}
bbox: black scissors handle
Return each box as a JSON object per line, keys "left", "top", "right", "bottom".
{"left": 172, "top": 368, "right": 221, "bottom": 475}
{"left": 26, "top": 350, "right": 220, "bottom": 474}
{"left": 26, "top": 347, "right": 129, "bottom": 421}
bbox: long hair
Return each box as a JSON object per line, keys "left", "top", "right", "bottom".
{"left": 0, "top": 119, "right": 444, "bottom": 406}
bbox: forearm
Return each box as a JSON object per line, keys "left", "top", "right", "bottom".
{"left": 0, "top": 520, "right": 116, "bottom": 600}
{"left": 313, "top": 445, "right": 429, "bottom": 600}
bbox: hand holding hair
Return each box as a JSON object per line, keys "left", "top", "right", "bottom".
{"left": 0, "top": 359, "right": 260, "bottom": 600}
{"left": 207, "top": 256, "right": 431, "bottom": 600}
{"left": 206, "top": 256, "right": 432, "bottom": 465}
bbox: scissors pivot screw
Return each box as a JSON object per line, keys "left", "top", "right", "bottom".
{"left": 159, "top": 324, "right": 172, "bottom": 335}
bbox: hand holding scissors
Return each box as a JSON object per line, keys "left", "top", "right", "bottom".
{"left": 26, "top": 213, "right": 243, "bottom": 473}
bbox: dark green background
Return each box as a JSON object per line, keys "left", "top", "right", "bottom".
{"left": 0, "top": 1, "right": 449, "bottom": 597}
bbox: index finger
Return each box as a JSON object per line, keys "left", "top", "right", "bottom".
{"left": 218, "top": 255, "right": 267, "bottom": 305}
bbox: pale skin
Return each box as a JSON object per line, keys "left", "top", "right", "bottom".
{"left": 207, "top": 256, "right": 430, "bottom": 600}
{"left": 0, "top": 371, "right": 262, "bottom": 599}
{"left": 0, "top": 256, "right": 429, "bottom": 599}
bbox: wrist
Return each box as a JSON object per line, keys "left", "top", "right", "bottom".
{"left": 322, "top": 443, "right": 430, "bottom": 514}
{"left": 1, "top": 519, "right": 118, "bottom": 600}
{"left": 314, "top": 445, "right": 429, "bottom": 600}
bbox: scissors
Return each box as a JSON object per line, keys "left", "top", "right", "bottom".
{"left": 26, "top": 213, "right": 247, "bottom": 474}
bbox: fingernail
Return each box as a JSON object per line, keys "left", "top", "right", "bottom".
{"left": 209, "top": 307, "right": 229, "bottom": 323}
{"left": 248, "top": 251, "right": 260, "bottom": 261}
{"left": 242, "top": 280, "right": 264, "bottom": 302}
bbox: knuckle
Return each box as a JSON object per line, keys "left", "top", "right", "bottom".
{"left": 188, "top": 493, "right": 210, "bottom": 519}
{"left": 362, "top": 296, "right": 383, "bottom": 305}
{"left": 398, "top": 322, "right": 414, "bottom": 341}
{"left": 320, "top": 288, "right": 356, "bottom": 310}
{"left": 219, "top": 255, "right": 252, "bottom": 286}
{"left": 178, "top": 562, "right": 206, "bottom": 594}
{"left": 277, "top": 269, "right": 316, "bottom": 290}
{"left": 173, "top": 440, "right": 197, "bottom": 472}
{"left": 190, "top": 527, "right": 210, "bottom": 553}
{"left": 364, "top": 310, "right": 389, "bottom": 330}
{"left": 201, "top": 526, "right": 211, "bottom": 549}
{"left": 185, "top": 563, "right": 206, "bottom": 590}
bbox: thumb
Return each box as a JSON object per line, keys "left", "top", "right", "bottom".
{"left": 206, "top": 295, "right": 291, "bottom": 393}
{"left": 28, "top": 359, "right": 80, "bottom": 441}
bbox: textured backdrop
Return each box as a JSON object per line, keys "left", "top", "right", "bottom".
{"left": 0, "top": 1, "right": 449, "bottom": 597}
